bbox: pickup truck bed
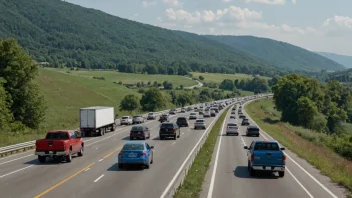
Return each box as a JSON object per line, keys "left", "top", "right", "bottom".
{"left": 244, "top": 140, "right": 286, "bottom": 177}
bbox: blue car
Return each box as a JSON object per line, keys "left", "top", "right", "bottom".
{"left": 118, "top": 141, "right": 154, "bottom": 169}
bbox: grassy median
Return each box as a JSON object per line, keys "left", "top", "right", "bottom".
{"left": 174, "top": 106, "right": 230, "bottom": 198}
{"left": 245, "top": 98, "right": 352, "bottom": 197}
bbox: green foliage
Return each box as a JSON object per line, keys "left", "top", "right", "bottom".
{"left": 205, "top": 35, "right": 345, "bottom": 71}
{"left": 0, "top": 38, "right": 46, "bottom": 129}
{"left": 273, "top": 74, "right": 351, "bottom": 133}
{"left": 177, "top": 93, "right": 192, "bottom": 107}
{"left": 119, "top": 94, "right": 140, "bottom": 113}
{"left": 140, "top": 88, "right": 167, "bottom": 111}
{"left": 0, "top": 78, "right": 12, "bottom": 129}
{"left": 163, "top": 81, "right": 173, "bottom": 90}
{"left": 236, "top": 77, "right": 270, "bottom": 93}
{"left": 219, "top": 79, "right": 234, "bottom": 91}
{"left": 199, "top": 75, "right": 204, "bottom": 81}
{"left": 0, "top": 0, "right": 286, "bottom": 76}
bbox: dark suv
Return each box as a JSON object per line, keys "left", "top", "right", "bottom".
{"left": 130, "top": 125, "right": 150, "bottom": 140}
{"left": 159, "top": 123, "right": 181, "bottom": 140}
{"left": 241, "top": 118, "right": 250, "bottom": 126}
{"left": 176, "top": 117, "right": 189, "bottom": 127}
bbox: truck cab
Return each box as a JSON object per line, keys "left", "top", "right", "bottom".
{"left": 244, "top": 140, "right": 286, "bottom": 177}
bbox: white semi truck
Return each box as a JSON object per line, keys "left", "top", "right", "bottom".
{"left": 80, "top": 106, "right": 117, "bottom": 137}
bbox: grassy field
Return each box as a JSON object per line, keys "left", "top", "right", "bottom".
{"left": 245, "top": 98, "right": 352, "bottom": 197}
{"left": 191, "top": 72, "right": 271, "bottom": 84}
{"left": 174, "top": 106, "right": 230, "bottom": 198}
{"left": 50, "top": 68, "right": 197, "bottom": 87}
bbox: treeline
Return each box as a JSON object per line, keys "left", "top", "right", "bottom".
{"left": 272, "top": 74, "right": 352, "bottom": 159}
{"left": 120, "top": 87, "right": 240, "bottom": 113}
{"left": 217, "top": 76, "right": 280, "bottom": 94}
{"left": 273, "top": 74, "right": 351, "bottom": 133}
{"left": 0, "top": 39, "right": 46, "bottom": 133}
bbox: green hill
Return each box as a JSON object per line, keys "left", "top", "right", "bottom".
{"left": 316, "top": 52, "right": 352, "bottom": 69}
{"left": 0, "top": 0, "right": 283, "bottom": 76}
{"left": 205, "top": 35, "right": 346, "bottom": 71}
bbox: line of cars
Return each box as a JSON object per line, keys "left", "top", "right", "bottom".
{"left": 224, "top": 100, "right": 286, "bottom": 178}
{"left": 118, "top": 98, "right": 248, "bottom": 169}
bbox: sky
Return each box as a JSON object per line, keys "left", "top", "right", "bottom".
{"left": 65, "top": 0, "right": 352, "bottom": 56}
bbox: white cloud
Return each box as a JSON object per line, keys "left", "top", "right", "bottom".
{"left": 292, "top": 0, "right": 297, "bottom": 4}
{"left": 164, "top": 0, "right": 184, "bottom": 7}
{"left": 321, "top": 16, "right": 352, "bottom": 37}
{"left": 239, "top": 0, "right": 285, "bottom": 5}
{"left": 142, "top": 0, "right": 157, "bottom": 8}
{"left": 222, "top": 0, "right": 232, "bottom": 2}
{"left": 164, "top": 6, "right": 262, "bottom": 25}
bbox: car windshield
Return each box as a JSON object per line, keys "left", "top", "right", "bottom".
{"left": 122, "top": 144, "right": 144, "bottom": 151}
{"left": 161, "top": 124, "right": 174, "bottom": 129}
{"left": 46, "top": 132, "right": 69, "bottom": 140}
{"left": 228, "top": 126, "right": 238, "bottom": 130}
{"left": 196, "top": 120, "right": 204, "bottom": 123}
{"left": 177, "top": 118, "right": 186, "bottom": 121}
{"left": 148, "top": 113, "right": 153, "bottom": 115}
{"left": 191, "top": 113, "right": 196, "bottom": 115}
{"left": 243, "top": 119, "right": 249, "bottom": 122}
{"left": 254, "top": 142, "right": 280, "bottom": 151}
{"left": 122, "top": 116, "right": 129, "bottom": 119}
{"left": 133, "top": 116, "right": 141, "bottom": 118}
{"left": 131, "top": 126, "right": 143, "bottom": 131}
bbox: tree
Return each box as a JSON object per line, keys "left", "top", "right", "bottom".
{"left": 0, "top": 78, "right": 13, "bottom": 129}
{"left": 177, "top": 93, "right": 192, "bottom": 107}
{"left": 180, "top": 85, "right": 184, "bottom": 89}
{"left": 163, "top": 81, "right": 173, "bottom": 90}
{"left": 119, "top": 94, "right": 140, "bottom": 113}
{"left": 199, "top": 76, "right": 204, "bottom": 80}
{"left": 140, "top": 88, "right": 167, "bottom": 111}
{"left": 0, "top": 38, "right": 46, "bottom": 129}
{"left": 219, "top": 79, "right": 234, "bottom": 91}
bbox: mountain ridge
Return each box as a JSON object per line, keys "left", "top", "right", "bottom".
{"left": 316, "top": 52, "right": 352, "bottom": 69}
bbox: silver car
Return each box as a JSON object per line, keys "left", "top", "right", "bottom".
{"left": 133, "top": 115, "right": 144, "bottom": 124}
{"left": 194, "top": 119, "right": 206, "bottom": 129}
{"left": 204, "top": 111, "right": 210, "bottom": 117}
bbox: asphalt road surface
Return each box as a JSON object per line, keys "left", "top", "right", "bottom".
{"left": 0, "top": 106, "right": 227, "bottom": 198}
{"left": 201, "top": 101, "right": 348, "bottom": 198}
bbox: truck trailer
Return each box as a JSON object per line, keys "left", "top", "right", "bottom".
{"left": 80, "top": 106, "right": 117, "bottom": 137}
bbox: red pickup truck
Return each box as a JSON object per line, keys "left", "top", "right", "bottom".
{"left": 35, "top": 130, "right": 84, "bottom": 163}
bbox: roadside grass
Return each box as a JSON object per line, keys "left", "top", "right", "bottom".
{"left": 49, "top": 68, "right": 197, "bottom": 87}
{"left": 342, "top": 123, "right": 352, "bottom": 135}
{"left": 191, "top": 72, "right": 271, "bottom": 84}
{"left": 174, "top": 106, "right": 230, "bottom": 198}
{"left": 245, "top": 98, "right": 352, "bottom": 197}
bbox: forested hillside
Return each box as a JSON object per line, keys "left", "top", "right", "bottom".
{"left": 205, "top": 35, "right": 345, "bottom": 71}
{"left": 316, "top": 52, "right": 352, "bottom": 68}
{"left": 0, "top": 0, "right": 286, "bottom": 76}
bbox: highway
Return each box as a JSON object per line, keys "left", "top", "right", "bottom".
{"left": 201, "top": 101, "right": 348, "bottom": 198}
{"left": 0, "top": 103, "right": 227, "bottom": 198}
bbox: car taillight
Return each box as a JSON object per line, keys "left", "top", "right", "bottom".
{"left": 141, "top": 131, "right": 144, "bottom": 133}
{"left": 251, "top": 154, "right": 254, "bottom": 161}
{"left": 141, "top": 152, "right": 147, "bottom": 156}
{"left": 282, "top": 154, "right": 286, "bottom": 162}
{"left": 173, "top": 128, "right": 176, "bottom": 133}
{"left": 118, "top": 152, "right": 124, "bottom": 156}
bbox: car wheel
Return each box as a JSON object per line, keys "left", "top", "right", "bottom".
{"left": 143, "top": 135, "right": 146, "bottom": 140}
{"left": 174, "top": 135, "right": 177, "bottom": 140}
{"left": 130, "top": 136, "right": 132, "bottom": 140}
{"left": 78, "top": 146, "right": 84, "bottom": 156}
{"left": 257, "top": 134, "right": 260, "bottom": 137}
{"left": 66, "top": 150, "right": 72, "bottom": 163}
{"left": 38, "top": 156, "right": 46, "bottom": 163}
{"left": 150, "top": 153, "right": 154, "bottom": 164}
{"left": 145, "top": 164, "right": 150, "bottom": 169}
{"left": 279, "top": 171, "right": 285, "bottom": 177}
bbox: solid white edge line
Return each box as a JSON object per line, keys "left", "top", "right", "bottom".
{"left": 93, "top": 174, "right": 104, "bottom": 183}
{"left": 0, "top": 150, "right": 33, "bottom": 161}
{"left": 207, "top": 106, "right": 231, "bottom": 198}
{"left": 0, "top": 165, "right": 34, "bottom": 178}
{"left": 160, "top": 110, "right": 221, "bottom": 198}
{"left": 286, "top": 168, "right": 314, "bottom": 198}
{"left": 244, "top": 99, "right": 338, "bottom": 198}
